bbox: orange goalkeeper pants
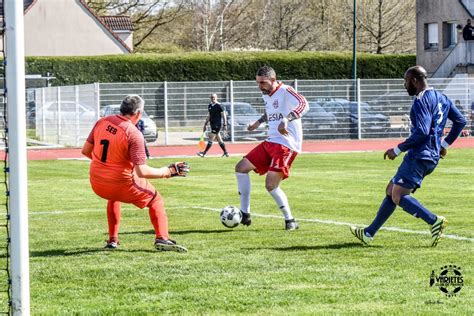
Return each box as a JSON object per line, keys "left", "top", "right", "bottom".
{"left": 92, "top": 176, "right": 169, "bottom": 241}
{"left": 106, "top": 197, "right": 169, "bottom": 241}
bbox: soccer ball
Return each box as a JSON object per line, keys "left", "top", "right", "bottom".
{"left": 220, "top": 206, "right": 242, "bottom": 228}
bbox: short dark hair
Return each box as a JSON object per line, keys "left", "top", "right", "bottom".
{"left": 256, "top": 66, "right": 276, "bottom": 79}
{"left": 120, "top": 95, "right": 144, "bottom": 115}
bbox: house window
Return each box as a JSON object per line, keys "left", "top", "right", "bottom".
{"left": 424, "top": 23, "right": 438, "bottom": 50}
{"left": 443, "top": 22, "right": 457, "bottom": 48}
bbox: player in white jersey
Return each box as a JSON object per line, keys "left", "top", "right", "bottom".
{"left": 234, "top": 66, "right": 309, "bottom": 230}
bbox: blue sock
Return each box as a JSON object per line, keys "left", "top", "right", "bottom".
{"left": 399, "top": 195, "right": 437, "bottom": 225}
{"left": 365, "top": 196, "right": 397, "bottom": 237}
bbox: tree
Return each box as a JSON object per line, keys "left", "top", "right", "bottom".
{"left": 189, "top": 0, "right": 234, "bottom": 51}
{"left": 86, "top": 0, "right": 187, "bottom": 49}
{"left": 86, "top": 0, "right": 416, "bottom": 54}
{"left": 188, "top": 0, "right": 259, "bottom": 51}
{"left": 305, "top": 0, "right": 353, "bottom": 51}
{"left": 264, "top": 0, "right": 315, "bottom": 51}
{"left": 349, "top": 0, "right": 416, "bottom": 54}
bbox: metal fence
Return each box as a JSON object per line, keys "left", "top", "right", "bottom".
{"left": 27, "top": 77, "right": 473, "bottom": 147}
{"left": 30, "top": 84, "right": 100, "bottom": 147}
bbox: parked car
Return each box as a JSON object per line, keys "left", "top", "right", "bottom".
{"left": 321, "top": 100, "right": 390, "bottom": 138}
{"left": 100, "top": 104, "right": 158, "bottom": 142}
{"left": 221, "top": 102, "right": 267, "bottom": 141}
{"left": 367, "top": 91, "right": 412, "bottom": 116}
{"left": 38, "top": 101, "right": 97, "bottom": 124}
{"left": 302, "top": 101, "right": 337, "bottom": 139}
{"left": 31, "top": 101, "right": 98, "bottom": 145}
{"left": 28, "top": 100, "right": 96, "bottom": 129}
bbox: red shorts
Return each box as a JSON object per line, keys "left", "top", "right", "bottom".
{"left": 90, "top": 175, "right": 158, "bottom": 209}
{"left": 245, "top": 141, "right": 298, "bottom": 179}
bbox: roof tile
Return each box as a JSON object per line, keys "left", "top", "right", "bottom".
{"left": 101, "top": 16, "right": 133, "bottom": 31}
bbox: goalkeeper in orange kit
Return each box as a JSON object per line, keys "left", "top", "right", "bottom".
{"left": 82, "top": 95, "right": 189, "bottom": 252}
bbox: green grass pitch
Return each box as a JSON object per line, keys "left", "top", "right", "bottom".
{"left": 2, "top": 149, "right": 473, "bottom": 314}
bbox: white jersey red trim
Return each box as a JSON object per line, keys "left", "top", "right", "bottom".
{"left": 262, "top": 82, "right": 309, "bottom": 152}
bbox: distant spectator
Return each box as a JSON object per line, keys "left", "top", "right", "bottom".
{"left": 462, "top": 19, "right": 474, "bottom": 41}
{"left": 136, "top": 119, "right": 150, "bottom": 158}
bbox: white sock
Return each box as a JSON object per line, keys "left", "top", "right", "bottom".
{"left": 270, "top": 187, "right": 293, "bottom": 220}
{"left": 236, "top": 172, "right": 251, "bottom": 214}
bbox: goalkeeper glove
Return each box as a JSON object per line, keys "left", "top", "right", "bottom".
{"left": 168, "top": 162, "right": 190, "bottom": 177}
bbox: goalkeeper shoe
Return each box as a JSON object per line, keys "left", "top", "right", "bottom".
{"left": 350, "top": 226, "right": 373, "bottom": 245}
{"left": 197, "top": 152, "right": 205, "bottom": 157}
{"left": 240, "top": 212, "right": 252, "bottom": 226}
{"left": 154, "top": 238, "right": 188, "bottom": 253}
{"left": 285, "top": 219, "right": 299, "bottom": 231}
{"left": 430, "top": 216, "right": 447, "bottom": 247}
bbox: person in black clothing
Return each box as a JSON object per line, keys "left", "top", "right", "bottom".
{"left": 136, "top": 119, "right": 150, "bottom": 158}
{"left": 463, "top": 19, "right": 474, "bottom": 41}
{"left": 197, "top": 94, "right": 229, "bottom": 157}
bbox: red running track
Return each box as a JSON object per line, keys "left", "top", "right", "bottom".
{"left": 26, "top": 137, "right": 474, "bottom": 161}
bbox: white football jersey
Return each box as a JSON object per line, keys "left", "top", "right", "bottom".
{"left": 262, "top": 82, "right": 309, "bottom": 152}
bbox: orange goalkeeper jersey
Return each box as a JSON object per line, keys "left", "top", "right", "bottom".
{"left": 87, "top": 115, "right": 147, "bottom": 186}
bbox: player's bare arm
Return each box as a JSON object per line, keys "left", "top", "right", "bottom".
{"left": 81, "top": 141, "right": 93, "bottom": 159}
{"left": 278, "top": 111, "right": 300, "bottom": 136}
{"left": 203, "top": 114, "right": 210, "bottom": 132}
{"left": 221, "top": 111, "right": 227, "bottom": 131}
{"left": 248, "top": 112, "right": 267, "bottom": 131}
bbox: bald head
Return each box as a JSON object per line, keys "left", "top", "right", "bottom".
{"left": 405, "top": 66, "right": 428, "bottom": 80}
{"left": 404, "top": 66, "right": 428, "bottom": 96}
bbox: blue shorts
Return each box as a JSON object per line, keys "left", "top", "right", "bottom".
{"left": 392, "top": 155, "right": 437, "bottom": 190}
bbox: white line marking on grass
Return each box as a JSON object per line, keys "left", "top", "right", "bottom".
{"left": 58, "top": 158, "right": 90, "bottom": 161}
{"left": 30, "top": 209, "right": 101, "bottom": 215}
{"left": 7, "top": 206, "right": 473, "bottom": 243}
{"left": 300, "top": 150, "right": 376, "bottom": 154}
{"left": 55, "top": 150, "right": 376, "bottom": 161}
{"left": 188, "top": 206, "right": 474, "bottom": 243}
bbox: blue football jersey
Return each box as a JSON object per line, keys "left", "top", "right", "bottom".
{"left": 398, "top": 88, "right": 466, "bottom": 162}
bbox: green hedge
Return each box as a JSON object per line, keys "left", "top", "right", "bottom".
{"left": 26, "top": 51, "right": 415, "bottom": 86}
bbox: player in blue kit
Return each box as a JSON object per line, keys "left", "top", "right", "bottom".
{"left": 351, "top": 65, "right": 467, "bottom": 247}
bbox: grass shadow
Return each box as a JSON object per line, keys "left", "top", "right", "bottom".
{"left": 242, "top": 242, "right": 381, "bottom": 251}
{"left": 29, "top": 248, "right": 158, "bottom": 257}
{"left": 120, "top": 229, "right": 242, "bottom": 236}
{"left": 172, "top": 229, "right": 241, "bottom": 235}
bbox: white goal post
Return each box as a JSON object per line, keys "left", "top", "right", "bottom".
{"left": 4, "top": 0, "right": 30, "bottom": 314}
